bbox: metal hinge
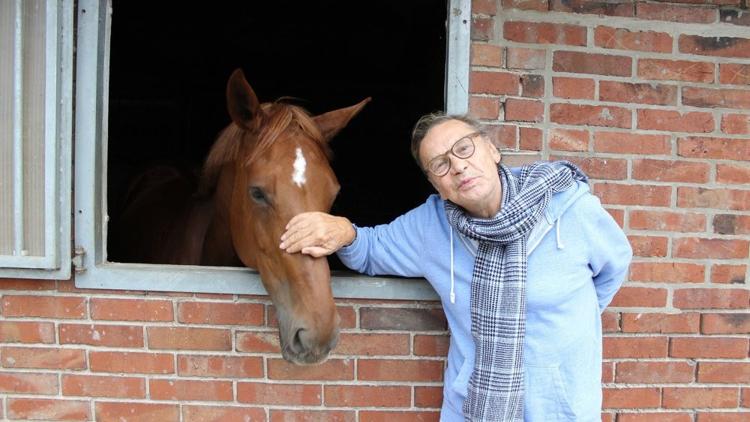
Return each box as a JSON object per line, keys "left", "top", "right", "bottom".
{"left": 72, "top": 246, "right": 86, "bottom": 273}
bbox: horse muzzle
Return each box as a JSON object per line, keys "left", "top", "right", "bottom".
{"left": 281, "top": 325, "right": 340, "bottom": 365}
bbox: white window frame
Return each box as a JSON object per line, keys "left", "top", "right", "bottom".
{"left": 0, "top": 0, "right": 73, "bottom": 280}
{"left": 74, "top": 0, "right": 470, "bottom": 299}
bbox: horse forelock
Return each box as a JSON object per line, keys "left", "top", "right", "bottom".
{"left": 200, "top": 101, "right": 332, "bottom": 194}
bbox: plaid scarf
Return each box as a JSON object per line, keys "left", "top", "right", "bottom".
{"left": 445, "top": 161, "right": 588, "bottom": 421}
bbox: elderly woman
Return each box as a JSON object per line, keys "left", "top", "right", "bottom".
{"left": 280, "top": 113, "right": 632, "bottom": 421}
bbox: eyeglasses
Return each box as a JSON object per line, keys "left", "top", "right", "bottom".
{"left": 424, "top": 131, "right": 482, "bottom": 177}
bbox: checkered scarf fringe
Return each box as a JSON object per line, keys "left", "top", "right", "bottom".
{"left": 445, "top": 161, "right": 588, "bottom": 422}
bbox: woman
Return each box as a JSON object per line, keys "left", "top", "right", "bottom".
{"left": 280, "top": 113, "right": 633, "bottom": 421}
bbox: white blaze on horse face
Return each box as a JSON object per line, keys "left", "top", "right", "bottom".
{"left": 292, "top": 147, "right": 307, "bottom": 187}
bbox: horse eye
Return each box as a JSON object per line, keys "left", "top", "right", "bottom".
{"left": 249, "top": 186, "right": 268, "bottom": 204}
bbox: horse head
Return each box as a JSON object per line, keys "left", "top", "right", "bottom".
{"left": 204, "top": 69, "right": 368, "bottom": 364}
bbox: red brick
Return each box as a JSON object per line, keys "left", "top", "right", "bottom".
{"left": 674, "top": 288, "right": 749, "bottom": 309}
{"left": 550, "top": 104, "right": 631, "bottom": 128}
{"left": 469, "top": 96, "right": 500, "bottom": 120}
{"left": 359, "top": 411, "right": 440, "bottom": 422}
{"left": 0, "top": 321, "right": 55, "bottom": 344}
{"left": 679, "top": 34, "right": 750, "bottom": 58}
{"left": 593, "top": 132, "right": 670, "bottom": 155}
{"left": 629, "top": 210, "right": 706, "bottom": 233}
{"left": 679, "top": 136, "right": 750, "bottom": 160}
{"left": 521, "top": 74, "right": 544, "bottom": 98}
{"left": 717, "top": 164, "right": 750, "bottom": 185}
{"left": 633, "top": 159, "right": 709, "bottom": 183}
{"left": 487, "top": 124, "right": 517, "bottom": 150}
{"left": 600, "top": 81, "right": 677, "bottom": 105}
{"left": 663, "top": 387, "right": 738, "bottom": 409}
{"left": 178, "top": 354, "right": 263, "bottom": 378}
{"left": 147, "top": 327, "right": 231, "bottom": 351}
{"left": 603, "top": 336, "right": 669, "bottom": 358}
{"left": 550, "top": 0, "right": 634, "bottom": 17}
{"left": 324, "top": 385, "right": 411, "bottom": 407}
{"left": 471, "top": 17, "right": 494, "bottom": 42}
{"left": 504, "top": 98, "right": 543, "bottom": 122}
{"left": 506, "top": 47, "right": 546, "bottom": 70}
{"left": 95, "top": 402, "right": 179, "bottom": 422}
{"left": 629, "top": 262, "right": 705, "bottom": 283}
{"left": 702, "top": 313, "right": 750, "bottom": 334}
{"left": 150, "top": 379, "right": 233, "bottom": 401}
{"left": 360, "top": 307, "right": 447, "bottom": 331}
{"left": 184, "top": 405, "right": 266, "bottom": 422}
{"left": 714, "top": 214, "right": 750, "bottom": 235}
{"left": 270, "top": 410, "right": 355, "bottom": 422}
{"left": 503, "top": 0, "right": 549, "bottom": 12}
{"left": 268, "top": 358, "right": 353, "bottom": 380}
{"left": 696, "top": 413, "right": 750, "bottom": 422}
{"left": 594, "top": 183, "right": 671, "bottom": 207}
{"left": 336, "top": 333, "right": 410, "bottom": 356}
{"left": 414, "top": 334, "right": 450, "bottom": 356}
{"left": 62, "top": 375, "right": 145, "bottom": 398}
{"left": 616, "top": 361, "right": 695, "bottom": 383}
{"left": 471, "top": 43, "right": 502, "bottom": 67}
{"left": 683, "top": 87, "right": 750, "bottom": 109}
{"left": 549, "top": 128, "right": 589, "bottom": 151}
{"left": 0, "top": 278, "right": 56, "bottom": 290}
{"left": 720, "top": 113, "right": 750, "bottom": 134}
{"left": 519, "top": 127, "right": 543, "bottom": 151}
{"left": 629, "top": 235, "right": 668, "bottom": 257}
{"left": 7, "top": 398, "right": 90, "bottom": 421}
{"left": 719, "top": 63, "right": 750, "bottom": 86}
{"left": 415, "top": 386, "right": 443, "bottom": 408}
{"left": 91, "top": 298, "right": 173, "bottom": 322}
{"left": 594, "top": 26, "right": 672, "bottom": 53}
{"left": 238, "top": 382, "right": 322, "bottom": 405}
{"left": 602, "top": 387, "right": 661, "bottom": 409}
{"left": 698, "top": 362, "right": 750, "bottom": 383}
{"left": 638, "top": 58, "right": 715, "bottom": 83}
{"left": 1, "top": 346, "right": 86, "bottom": 370}
{"left": 673, "top": 238, "right": 749, "bottom": 259}
{"left": 621, "top": 312, "right": 700, "bottom": 334}
{"left": 0, "top": 372, "right": 58, "bottom": 394}
{"left": 236, "top": 330, "right": 280, "bottom": 353}
{"left": 616, "top": 413, "right": 692, "bottom": 422}
{"left": 711, "top": 264, "right": 747, "bottom": 284}
{"left": 504, "top": 21, "right": 586, "bottom": 46}
{"left": 1, "top": 295, "right": 86, "bottom": 319}
{"left": 178, "top": 301, "right": 264, "bottom": 325}
{"left": 337, "top": 306, "right": 356, "bottom": 329}
{"left": 60, "top": 324, "right": 144, "bottom": 348}
{"left": 611, "top": 287, "right": 668, "bottom": 307}
{"left": 636, "top": 2, "right": 717, "bottom": 23}
{"left": 637, "top": 109, "right": 714, "bottom": 133}
{"left": 602, "top": 311, "right": 620, "bottom": 333}
{"left": 90, "top": 351, "right": 174, "bottom": 374}
{"left": 469, "top": 71, "right": 520, "bottom": 95}
{"left": 602, "top": 361, "right": 615, "bottom": 383}
{"left": 472, "top": 0, "right": 497, "bottom": 15}
{"left": 670, "top": 337, "right": 749, "bottom": 359}
{"left": 678, "top": 187, "right": 750, "bottom": 211}
{"left": 606, "top": 208, "right": 625, "bottom": 228}
{"left": 553, "top": 51, "right": 631, "bottom": 76}
{"left": 553, "top": 77, "right": 595, "bottom": 99}
{"left": 358, "top": 359, "right": 444, "bottom": 382}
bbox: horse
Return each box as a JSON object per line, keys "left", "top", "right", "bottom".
{"left": 110, "top": 69, "right": 370, "bottom": 364}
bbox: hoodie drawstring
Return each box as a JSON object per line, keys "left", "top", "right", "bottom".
{"left": 449, "top": 228, "right": 456, "bottom": 304}
{"left": 556, "top": 216, "right": 565, "bottom": 249}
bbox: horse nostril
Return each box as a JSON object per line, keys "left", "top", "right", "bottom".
{"left": 289, "top": 328, "right": 306, "bottom": 354}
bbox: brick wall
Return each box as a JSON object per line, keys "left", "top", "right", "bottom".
{"left": 470, "top": 0, "right": 750, "bottom": 420}
{"left": 1, "top": 1, "right": 749, "bottom": 421}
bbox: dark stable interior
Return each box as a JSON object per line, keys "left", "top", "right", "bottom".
{"left": 106, "top": 0, "right": 446, "bottom": 270}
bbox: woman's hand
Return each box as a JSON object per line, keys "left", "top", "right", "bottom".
{"left": 280, "top": 212, "right": 356, "bottom": 258}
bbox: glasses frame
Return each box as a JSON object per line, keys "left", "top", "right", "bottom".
{"left": 425, "top": 131, "right": 483, "bottom": 177}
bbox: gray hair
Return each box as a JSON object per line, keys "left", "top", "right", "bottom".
{"left": 410, "top": 112, "right": 485, "bottom": 171}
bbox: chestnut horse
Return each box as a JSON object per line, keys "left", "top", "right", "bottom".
{"left": 111, "top": 69, "right": 369, "bottom": 364}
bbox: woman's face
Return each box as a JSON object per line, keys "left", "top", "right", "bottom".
{"left": 419, "top": 119, "right": 503, "bottom": 218}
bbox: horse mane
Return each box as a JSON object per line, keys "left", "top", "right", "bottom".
{"left": 199, "top": 100, "right": 331, "bottom": 194}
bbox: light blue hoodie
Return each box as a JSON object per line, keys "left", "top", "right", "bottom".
{"left": 337, "top": 177, "right": 632, "bottom": 421}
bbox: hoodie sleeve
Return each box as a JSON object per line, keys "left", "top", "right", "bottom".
{"left": 577, "top": 193, "right": 633, "bottom": 312}
{"left": 335, "top": 200, "right": 432, "bottom": 278}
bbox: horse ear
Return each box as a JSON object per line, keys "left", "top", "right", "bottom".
{"left": 313, "top": 97, "right": 371, "bottom": 142}
{"left": 226, "top": 69, "right": 260, "bottom": 129}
